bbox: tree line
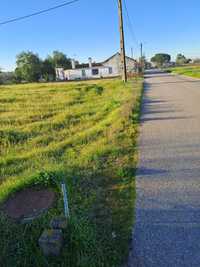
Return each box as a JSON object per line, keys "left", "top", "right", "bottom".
{"left": 150, "top": 53, "right": 200, "bottom": 67}
{"left": 0, "top": 51, "right": 75, "bottom": 84}
{"left": 15, "top": 50, "right": 74, "bottom": 83}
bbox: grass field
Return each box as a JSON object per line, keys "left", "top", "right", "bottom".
{"left": 0, "top": 79, "right": 143, "bottom": 267}
{"left": 169, "top": 65, "right": 200, "bottom": 78}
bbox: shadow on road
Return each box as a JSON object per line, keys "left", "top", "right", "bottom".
{"left": 140, "top": 116, "right": 192, "bottom": 123}
{"left": 140, "top": 83, "right": 193, "bottom": 123}
{"left": 144, "top": 74, "right": 172, "bottom": 79}
{"left": 137, "top": 167, "right": 168, "bottom": 176}
{"left": 148, "top": 80, "right": 200, "bottom": 85}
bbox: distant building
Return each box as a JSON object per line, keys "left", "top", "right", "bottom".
{"left": 56, "top": 52, "right": 137, "bottom": 81}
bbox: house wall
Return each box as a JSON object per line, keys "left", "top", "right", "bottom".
{"left": 65, "top": 69, "right": 83, "bottom": 80}
{"left": 65, "top": 67, "right": 115, "bottom": 80}
{"left": 126, "top": 57, "right": 137, "bottom": 72}
{"left": 103, "top": 53, "right": 137, "bottom": 74}
{"left": 56, "top": 68, "right": 65, "bottom": 80}
{"left": 102, "top": 54, "right": 121, "bottom": 75}
{"left": 96, "top": 67, "right": 115, "bottom": 78}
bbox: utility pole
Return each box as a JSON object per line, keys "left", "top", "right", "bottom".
{"left": 140, "top": 42, "right": 143, "bottom": 72}
{"left": 118, "top": 0, "right": 127, "bottom": 82}
{"left": 131, "top": 47, "right": 133, "bottom": 59}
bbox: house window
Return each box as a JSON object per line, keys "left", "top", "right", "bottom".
{"left": 92, "top": 69, "right": 99, "bottom": 75}
{"left": 109, "top": 67, "right": 113, "bottom": 74}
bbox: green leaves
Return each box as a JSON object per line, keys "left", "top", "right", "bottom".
{"left": 151, "top": 53, "right": 171, "bottom": 67}
{"left": 15, "top": 51, "right": 42, "bottom": 82}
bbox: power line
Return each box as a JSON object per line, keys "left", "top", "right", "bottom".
{"left": 123, "top": 0, "right": 139, "bottom": 46}
{"left": 114, "top": 0, "right": 139, "bottom": 49}
{"left": 0, "top": 0, "right": 80, "bottom": 26}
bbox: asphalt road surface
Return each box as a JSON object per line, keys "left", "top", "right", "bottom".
{"left": 127, "top": 72, "right": 200, "bottom": 267}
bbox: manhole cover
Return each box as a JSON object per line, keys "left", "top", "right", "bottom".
{"left": 2, "top": 188, "right": 56, "bottom": 223}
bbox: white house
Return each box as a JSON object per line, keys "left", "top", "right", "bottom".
{"left": 56, "top": 53, "right": 137, "bottom": 81}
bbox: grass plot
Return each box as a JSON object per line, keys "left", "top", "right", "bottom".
{"left": 169, "top": 65, "right": 200, "bottom": 78}
{"left": 0, "top": 79, "right": 142, "bottom": 267}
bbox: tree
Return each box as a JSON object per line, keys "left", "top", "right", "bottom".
{"left": 15, "top": 51, "right": 42, "bottom": 82}
{"left": 0, "top": 68, "right": 2, "bottom": 84}
{"left": 41, "top": 58, "right": 56, "bottom": 82}
{"left": 15, "top": 67, "right": 23, "bottom": 83}
{"left": 151, "top": 53, "right": 171, "bottom": 67}
{"left": 176, "top": 54, "right": 188, "bottom": 65}
{"left": 0, "top": 72, "right": 15, "bottom": 84}
{"left": 48, "top": 51, "right": 72, "bottom": 69}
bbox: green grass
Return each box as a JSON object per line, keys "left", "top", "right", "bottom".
{"left": 169, "top": 65, "right": 200, "bottom": 78}
{"left": 0, "top": 79, "right": 143, "bottom": 267}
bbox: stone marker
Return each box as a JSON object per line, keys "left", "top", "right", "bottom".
{"left": 50, "top": 216, "right": 68, "bottom": 230}
{"left": 39, "top": 229, "right": 63, "bottom": 256}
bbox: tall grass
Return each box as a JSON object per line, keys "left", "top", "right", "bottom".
{"left": 0, "top": 79, "right": 143, "bottom": 267}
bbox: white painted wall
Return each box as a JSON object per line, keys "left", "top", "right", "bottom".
{"left": 56, "top": 68, "right": 65, "bottom": 80}
{"left": 64, "top": 66, "right": 116, "bottom": 80}
{"left": 64, "top": 69, "right": 83, "bottom": 80}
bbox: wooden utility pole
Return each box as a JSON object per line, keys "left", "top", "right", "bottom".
{"left": 140, "top": 43, "right": 143, "bottom": 60}
{"left": 131, "top": 47, "right": 133, "bottom": 59}
{"left": 118, "top": 0, "right": 127, "bottom": 82}
{"left": 140, "top": 42, "right": 143, "bottom": 72}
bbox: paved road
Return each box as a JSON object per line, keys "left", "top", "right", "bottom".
{"left": 127, "top": 72, "right": 200, "bottom": 267}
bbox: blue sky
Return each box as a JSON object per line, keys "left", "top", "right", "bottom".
{"left": 0, "top": 0, "right": 200, "bottom": 71}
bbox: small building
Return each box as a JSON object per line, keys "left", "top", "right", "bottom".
{"left": 56, "top": 53, "right": 137, "bottom": 81}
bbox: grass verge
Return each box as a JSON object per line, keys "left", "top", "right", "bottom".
{"left": 169, "top": 65, "right": 200, "bottom": 78}
{"left": 0, "top": 79, "right": 143, "bottom": 267}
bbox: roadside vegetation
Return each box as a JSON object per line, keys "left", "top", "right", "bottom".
{"left": 169, "top": 65, "right": 200, "bottom": 78}
{"left": 0, "top": 78, "right": 143, "bottom": 267}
